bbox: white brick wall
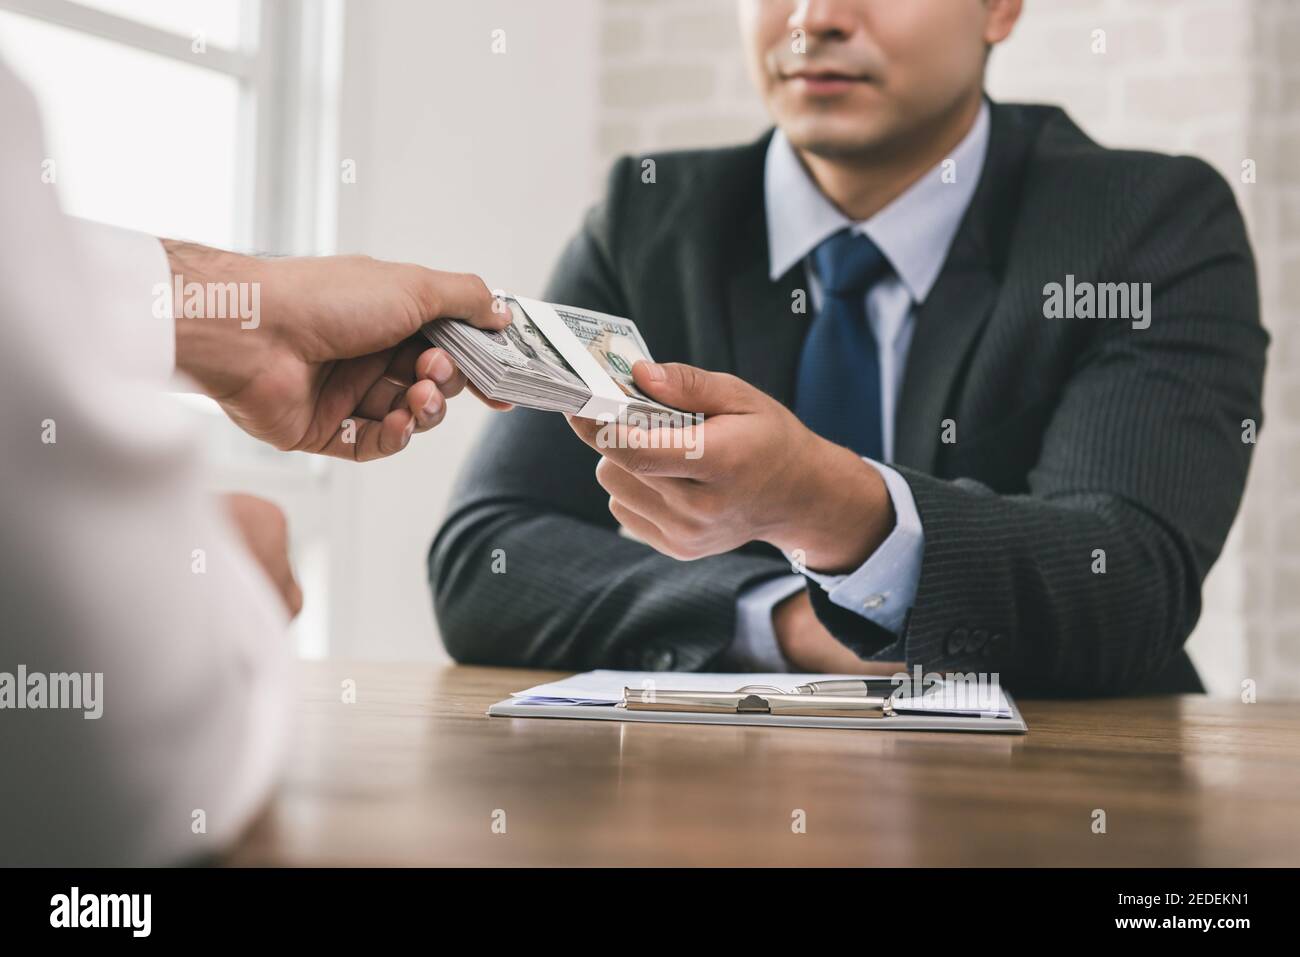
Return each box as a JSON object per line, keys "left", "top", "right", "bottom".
{"left": 598, "top": 0, "right": 767, "bottom": 168}
{"left": 595, "top": 0, "right": 1300, "bottom": 696}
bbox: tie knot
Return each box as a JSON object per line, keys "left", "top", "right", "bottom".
{"left": 813, "top": 229, "right": 890, "bottom": 297}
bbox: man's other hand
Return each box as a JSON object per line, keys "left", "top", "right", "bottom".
{"left": 221, "top": 493, "right": 302, "bottom": 618}
{"left": 773, "top": 589, "right": 903, "bottom": 675}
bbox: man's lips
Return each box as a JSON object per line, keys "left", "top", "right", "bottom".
{"left": 780, "top": 70, "right": 873, "bottom": 94}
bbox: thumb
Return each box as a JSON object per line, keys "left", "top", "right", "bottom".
{"left": 415, "top": 269, "right": 510, "bottom": 331}
{"left": 632, "top": 361, "right": 754, "bottom": 416}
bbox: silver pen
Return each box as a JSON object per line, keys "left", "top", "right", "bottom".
{"left": 794, "top": 678, "right": 902, "bottom": 695}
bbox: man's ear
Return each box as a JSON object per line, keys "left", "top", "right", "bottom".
{"left": 983, "top": 0, "right": 1023, "bottom": 48}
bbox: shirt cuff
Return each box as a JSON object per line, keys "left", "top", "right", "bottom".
{"left": 800, "top": 460, "right": 924, "bottom": 636}
{"left": 729, "top": 574, "right": 806, "bottom": 672}
{"left": 70, "top": 218, "right": 174, "bottom": 382}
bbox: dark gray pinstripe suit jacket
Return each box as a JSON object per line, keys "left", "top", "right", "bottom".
{"left": 429, "top": 101, "right": 1267, "bottom": 696}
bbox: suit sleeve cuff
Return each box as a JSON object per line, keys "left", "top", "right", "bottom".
{"left": 800, "top": 459, "right": 924, "bottom": 636}
{"left": 728, "top": 574, "right": 806, "bottom": 672}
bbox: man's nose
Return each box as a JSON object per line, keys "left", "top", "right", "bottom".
{"left": 787, "top": 0, "right": 861, "bottom": 41}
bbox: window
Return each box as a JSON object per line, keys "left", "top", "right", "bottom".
{"left": 1, "top": 0, "right": 345, "bottom": 657}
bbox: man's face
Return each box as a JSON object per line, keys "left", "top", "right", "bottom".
{"left": 739, "top": 0, "right": 1004, "bottom": 160}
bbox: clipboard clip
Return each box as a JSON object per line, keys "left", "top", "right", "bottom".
{"left": 621, "top": 687, "right": 897, "bottom": 719}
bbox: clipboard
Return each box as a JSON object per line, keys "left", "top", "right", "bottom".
{"left": 487, "top": 684, "right": 1028, "bottom": 734}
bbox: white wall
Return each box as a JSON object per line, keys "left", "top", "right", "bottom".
{"left": 327, "top": 0, "right": 599, "bottom": 660}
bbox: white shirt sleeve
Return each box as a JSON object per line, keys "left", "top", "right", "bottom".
{"left": 728, "top": 574, "right": 806, "bottom": 672}
{"left": 0, "top": 60, "right": 290, "bottom": 866}
{"left": 70, "top": 216, "right": 176, "bottom": 383}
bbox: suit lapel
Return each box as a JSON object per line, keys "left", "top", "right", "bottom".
{"left": 892, "top": 264, "right": 999, "bottom": 470}
{"left": 893, "top": 101, "right": 1034, "bottom": 472}
{"left": 725, "top": 202, "right": 809, "bottom": 405}
{"left": 718, "top": 137, "right": 809, "bottom": 406}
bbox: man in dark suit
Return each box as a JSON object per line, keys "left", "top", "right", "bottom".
{"left": 429, "top": 0, "right": 1266, "bottom": 695}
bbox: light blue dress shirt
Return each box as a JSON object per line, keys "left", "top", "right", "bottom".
{"left": 729, "top": 101, "right": 991, "bottom": 672}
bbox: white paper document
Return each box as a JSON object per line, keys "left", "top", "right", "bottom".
{"left": 511, "top": 670, "right": 1014, "bottom": 718}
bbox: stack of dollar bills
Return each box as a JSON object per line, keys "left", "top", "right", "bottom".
{"left": 422, "top": 296, "right": 682, "bottom": 421}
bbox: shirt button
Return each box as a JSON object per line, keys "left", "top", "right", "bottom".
{"left": 862, "top": 594, "right": 886, "bottom": 610}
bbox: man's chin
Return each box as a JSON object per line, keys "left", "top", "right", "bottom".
{"left": 778, "top": 116, "right": 892, "bottom": 161}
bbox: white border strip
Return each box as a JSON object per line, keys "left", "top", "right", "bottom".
{"left": 515, "top": 296, "right": 630, "bottom": 420}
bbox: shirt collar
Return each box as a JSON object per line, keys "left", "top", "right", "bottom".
{"left": 764, "top": 99, "right": 990, "bottom": 303}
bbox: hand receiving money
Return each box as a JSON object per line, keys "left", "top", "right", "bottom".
{"left": 567, "top": 360, "right": 896, "bottom": 575}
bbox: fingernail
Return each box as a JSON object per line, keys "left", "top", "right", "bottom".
{"left": 641, "top": 361, "right": 665, "bottom": 383}
{"left": 423, "top": 389, "right": 443, "bottom": 416}
{"left": 402, "top": 418, "right": 416, "bottom": 445}
{"left": 430, "top": 352, "right": 455, "bottom": 385}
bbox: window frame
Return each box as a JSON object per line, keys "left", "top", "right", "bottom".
{"left": 0, "top": 0, "right": 344, "bottom": 257}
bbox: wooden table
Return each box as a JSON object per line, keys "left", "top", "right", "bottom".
{"left": 227, "top": 660, "right": 1300, "bottom": 866}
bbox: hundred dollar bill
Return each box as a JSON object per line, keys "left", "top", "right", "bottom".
{"left": 422, "top": 296, "right": 683, "bottom": 420}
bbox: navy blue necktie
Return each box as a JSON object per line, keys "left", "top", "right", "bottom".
{"left": 794, "top": 229, "right": 892, "bottom": 460}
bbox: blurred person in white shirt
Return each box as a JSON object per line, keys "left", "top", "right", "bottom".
{"left": 0, "top": 58, "right": 508, "bottom": 866}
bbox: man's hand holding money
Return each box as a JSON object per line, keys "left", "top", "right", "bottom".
{"left": 567, "top": 359, "right": 896, "bottom": 571}
{"left": 566, "top": 359, "right": 903, "bottom": 673}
